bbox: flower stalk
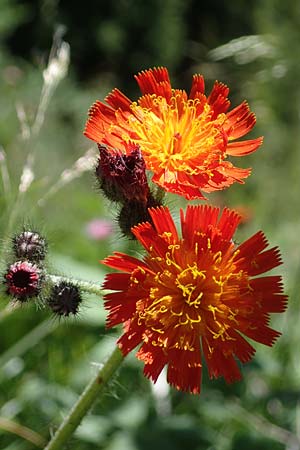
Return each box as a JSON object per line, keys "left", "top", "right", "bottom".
{"left": 45, "top": 346, "right": 124, "bottom": 450}
{"left": 47, "top": 274, "right": 104, "bottom": 296}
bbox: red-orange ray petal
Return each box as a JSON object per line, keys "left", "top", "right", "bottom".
{"left": 149, "top": 206, "right": 179, "bottom": 240}
{"left": 134, "top": 67, "right": 172, "bottom": 98}
{"left": 202, "top": 338, "right": 242, "bottom": 383}
{"left": 216, "top": 207, "right": 242, "bottom": 240}
{"left": 242, "top": 324, "right": 281, "bottom": 347}
{"left": 105, "top": 293, "right": 139, "bottom": 327}
{"left": 225, "top": 101, "right": 257, "bottom": 139}
{"left": 105, "top": 88, "right": 132, "bottom": 111}
{"left": 181, "top": 204, "right": 220, "bottom": 239}
{"left": 101, "top": 251, "right": 147, "bottom": 273}
{"left": 189, "top": 74, "right": 205, "bottom": 98}
{"left": 167, "top": 343, "right": 202, "bottom": 394}
{"left": 118, "top": 323, "right": 144, "bottom": 355}
{"left": 235, "top": 231, "right": 269, "bottom": 260}
{"left": 207, "top": 81, "right": 231, "bottom": 117}
{"left": 227, "top": 137, "right": 264, "bottom": 156}
{"left": 103, "top": 272, "right": 131, "bottom": 291}
{"left": 227, "top": 329, "right": 256, "bottom": 363}
{"left": 138, "top": 342, "right": 168, "bottom": 383}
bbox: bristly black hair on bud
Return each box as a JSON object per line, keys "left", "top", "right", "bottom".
{"left": 4, "top": 261, "right": 42, "bottom": 301}
{"left": 13, "top": 230, "right": 47, "bottom": 262}
{"left": 118, "top": 195, "right": 163, "bottom": 239}
{"left": 96, "top": 144, "right": 150, "bottom": 203}
{"left": 47, "top": 281, "right": 82, "bottom": 317}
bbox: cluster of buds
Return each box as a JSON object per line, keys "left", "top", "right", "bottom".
{"left": 2, "top": 230, "right": 83, "bottom": 317}
{"left": 4, "top": 230, "right": 47, "bottom": 302}
{"left": 95, "top": 144, "right": 164, "bottom": 237}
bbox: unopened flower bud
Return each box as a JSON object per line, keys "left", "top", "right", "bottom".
{"left": 118, "top": 195, "right": 162, "bottom": 238}
{"left": 4, "top": 261, "right": 42, "bottom": 301}
{"left": 13, "top": 230, "right": 47, "bottom": 262}
{"left": 47, "top": 281, "right": 82, "bottom": 317}
{"left": 96, "top": 144, "right": 150, "bottom": 203}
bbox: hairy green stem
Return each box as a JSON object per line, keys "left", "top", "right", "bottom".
{"left": 46, "top": 274, "right": 104, "bottom": 296}
{"left": 45, "top": 346, "right": 124, "bottom": 450}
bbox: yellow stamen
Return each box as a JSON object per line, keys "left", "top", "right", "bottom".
{"left": 126, "top": 94, "right": 226, "bottom": 173}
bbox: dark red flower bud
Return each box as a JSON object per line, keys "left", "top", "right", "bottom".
{"left": 47, "top": 281, "right": 82, "bottom": 317}
{"left": 4, "top": 261, "right": 42, "bottom": 301}
{"left": 96, "top": 144, "right": 150, "bottom": 203}
{"left": 13, "top": 230, "right": 47, "bottom": 261}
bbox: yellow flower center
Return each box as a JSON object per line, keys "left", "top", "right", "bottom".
{"left": 126, "top": 94, "right": 227, "bottom": 174}
{"left": 175, "top": 266, "right": 205, "bottom": 307}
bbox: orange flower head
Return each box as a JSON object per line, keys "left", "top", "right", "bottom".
{"left": 102, "top": 205, "right": 287, "bottom": 394}
{"left": 85, "top": 67, "right": 263, "bottom": 199}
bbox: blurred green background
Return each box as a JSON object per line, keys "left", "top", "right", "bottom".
{"left": 0, "top": 0, "right": 300, "bottom": 449}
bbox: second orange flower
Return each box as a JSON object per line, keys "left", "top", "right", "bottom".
{"left": 85, "top": 67, "right": 263, "bottom": 200}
